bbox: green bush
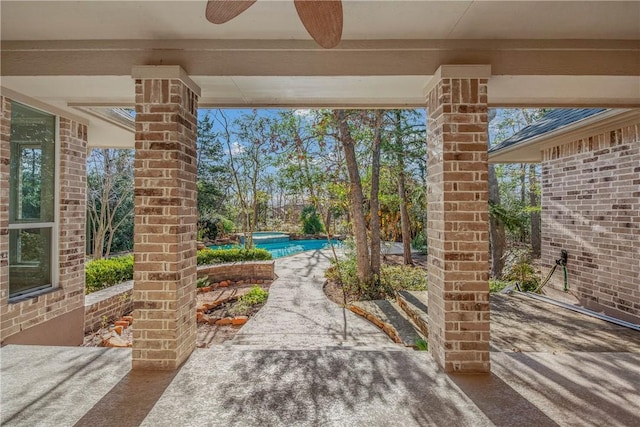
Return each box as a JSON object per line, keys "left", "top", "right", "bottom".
{"left": 197, "top": 247, "right": 272, "bottom": 265}
{"left": 300, "top": 205, "right": 325, "bottom": 234}
{"left": 411, "top": 232, "right": 428, "bottom": 254}
{"left": 326, "top": 255, "right": 428, "bottom": 300}
{"left": 489, "top": 279, "right": 511, "bottom": 293}
{"left": 229, "top": 286, "right": 269, "bottom": 316}
{"left": 85, "top": 255, "right": 134, "bottom": 294}
{"left": 382, "top": 265, "right": 428, "bottom": 292}
{"left": 503, "top": 259, "right": 539, "bottom": 292}
{"left": 196, "top": 277, "right": 210, "bottom": 288}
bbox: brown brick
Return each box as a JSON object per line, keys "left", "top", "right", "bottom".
{"left": 425, "top": 76, "right": 490, "bottom": 373}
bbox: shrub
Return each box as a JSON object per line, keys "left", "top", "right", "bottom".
{"left": 489, "top": 279, "right": 511, "bottom": 293}
{"left": 326, "top": 254, "right": 428, "bottom": 300}
{"left": 300, "top": 205, "right": 325, "bottom": 234}
{"left": 381, "top": 265, "right": 428, "bottom": 292}
{"left": 196, "top": 277, "right": 210, "bottom": 288}
{"left": 197, "top": 216, "right": 236, "bottom": 240}
{"left": 197, "top": 247, "right": 272, "bottom": 265}
{"left": 229, "top": 286, "right": 269, "bottom": 316}
{"left": 197, "top": 218, "right": 219, "bottom": 241}
{"left": 411, "top": 232, "right": 428, "bottom": 254}
{"left": 503, "top": 258, "right": 539, "bottom": 292}
{"left": 85, "top": 255, "right": 134, "bottom": 294}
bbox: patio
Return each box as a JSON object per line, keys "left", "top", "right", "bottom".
{"left": 3, "top": 250, "right": 640, "bottom": 426}
{"left": 3, "top": 316, "right": 639, "bottom": 426}
{"left": 1, "top": 3, "right": 639, "bottom": 424}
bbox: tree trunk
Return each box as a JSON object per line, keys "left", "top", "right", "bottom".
{"left": 395, "top": 111, "right": 413, "bottom": 265}
{"left": 325, "top": 209, "right": 332, "bottom": 235}
{"left": 520, "top": 163, "right": 527, "bottom": 242}
{"left": 489, "top": 164, "right": 506, "bottom": 278}
{"left": 335, "top": 110, "right": 372, "bottom": 285}
{"left": 398, "top": 168, "right": 413, "bottom": 265}
{"left": 369, "top": 110, "right": 383, "bottom": 277}
{"left": 529, "top": 164, "right": 541, "bottom": 258}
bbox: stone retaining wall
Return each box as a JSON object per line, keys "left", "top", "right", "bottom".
{"left": 84, "top": 281, "right": 134, "bottom": 333}
{"left": 197, "top": 261, "right": 275, "bottom": 283}
{"left": 84, "top": 261, "right": 275, "bottom": 332}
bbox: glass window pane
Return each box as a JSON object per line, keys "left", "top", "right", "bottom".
{"left": 10, "top": 103, "right": 56, "bottom": 223}
{"left": 9, "top": 228, "right": 53, "bottom": 297}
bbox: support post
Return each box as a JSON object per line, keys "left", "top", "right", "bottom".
{"left": 132, "top": 66, "right": 200, "bottom": 370}
{"left": 425, "top": 65, "right": 491, "bottom": 373}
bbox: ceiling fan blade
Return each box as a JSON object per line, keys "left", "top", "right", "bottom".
{"left": 205, "top": 0, "right": 257, "bottom": 24}
{"left": 294, "top": 0, "right": 343, "bottom": 49}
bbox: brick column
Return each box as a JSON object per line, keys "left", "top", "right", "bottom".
{"left": 0, "top": 97, "right": 11, "bottom": 318}
{"left": 425, "top": 65, "right": 491, "bottom": 373}
{"left": 132, "top": 66, "right": 200, "bottom": 370}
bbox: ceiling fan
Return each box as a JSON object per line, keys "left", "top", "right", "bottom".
{"left": 205, "top": 0, "right": 343, "bottom": 49}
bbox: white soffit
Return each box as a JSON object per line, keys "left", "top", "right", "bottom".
{"left": 2, "top": 1, "right": 639, "bottom": 41}
{"left": 3, "top": 74, "right": 639, "bottom": 110}
{"left": 489, "top": 76, "right": 640, "bottom": 107}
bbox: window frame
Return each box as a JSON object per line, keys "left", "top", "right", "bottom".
{"left": 8, "top": 103, "right": 60, "bottom": 302}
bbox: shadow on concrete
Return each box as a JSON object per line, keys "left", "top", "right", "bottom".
{"left": 490, "top": 294, "right": 640, "bottom": 352}
{"left": 73, "top": 369, "right": 178, "bottom": 427}
{"left": 141, "top": 348, "right": 493, "bottom": 426}
{"left": 490, "top": 352, "right": 640, "bottom": 427}
{"left": 0, "top": 346, "right": 131, "bottom": 426}
{"left": 449, "top": 372, "right": 559, "bottom": 427}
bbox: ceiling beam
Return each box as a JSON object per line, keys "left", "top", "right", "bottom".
{"left": 2, "top": 39, "right": 639, "bottom": 77}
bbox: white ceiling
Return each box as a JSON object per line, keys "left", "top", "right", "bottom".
{"left": 2, "top": 1, "right": 639, "bottom": 41}
{"left": 1, "top": 1, "right": 638, "bottom": 148}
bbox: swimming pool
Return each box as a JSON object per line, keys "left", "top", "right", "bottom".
{"left": 210, "top": 239, "right": 342, "bottom": 259}
{"left": 239, "top": 232, "right": 289, "bottom": 245}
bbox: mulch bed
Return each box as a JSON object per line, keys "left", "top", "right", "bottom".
{"left": 82, "top": 282, "right": 271, "bottom": 348}
{"left": 323, "top": 253, "right": 428, "bottom": 306}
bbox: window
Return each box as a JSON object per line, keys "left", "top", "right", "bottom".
{"left": 8, "top": 102, "right": 57, "bottom": 299}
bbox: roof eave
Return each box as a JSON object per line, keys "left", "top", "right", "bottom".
{"left": 488, "top": 109, "right": 633, "bottom": 164}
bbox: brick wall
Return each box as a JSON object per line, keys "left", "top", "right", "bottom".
{"left": 84, "top": 281, "right": 134, "bottom": 333}
{"left": 541, "top": 121, "right": 640, "bottom": 323}
{"left": 85, "top": 261, "right": 274, "bottom": 333}
{"left": 198, "top": 261, "right": 275, "bottom": 283}
{"left": 426, "top": 75, "right": 490, "bottom": 373}
{"left": 0, "top": 98, "right": 87, "bottom": 344}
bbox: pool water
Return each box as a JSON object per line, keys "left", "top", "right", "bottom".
{"left": 210, "top": 239, "right": 341, "bottom": 259}
{"left": 239, "top": 232, "right": 290, "bottom": 245}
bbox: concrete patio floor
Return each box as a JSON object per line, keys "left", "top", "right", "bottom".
{"left": 2, "top": 250, "right": 639, "bottom": 426}
{"left": 3, "top": 345, "right": 639, "bottom": 426}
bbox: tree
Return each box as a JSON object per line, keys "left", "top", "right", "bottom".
{"left": 368, "top": 110, "right": 384, "bottom": 277}
{"left": 334, "top": 110, "right": 373, "bottom": 286}
{"left": 489, "top": 108, "right": 549, "bottom": 266}
{"left": 387, "top": 109, "right": 426, "bottom": 264}
{"left": 86, "top": 149, "right": 134, "bottom": 258}
{"left": 196, "top": 114, "right": 228, "bottom": 220}
{"left": 488, "top": 163, "right": 506, "bottom": 278}
{"left": 300, "top": 205, "right": 324, "bottom": 234}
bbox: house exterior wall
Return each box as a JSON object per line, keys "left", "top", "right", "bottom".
{"left": 0, "top": 96, "right": 87, "bottom": 346}
{"left": 541, "top": 120, "right": 640, "bottom": 324}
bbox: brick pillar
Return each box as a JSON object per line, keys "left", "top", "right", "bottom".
{"left": 0, "top": 97, "right": 10, "bottom": 317}
{"left": 425, "top": 65, "right": 491, "bottom": 373}
{"left": 132, "top": 66, "right": 200, "bottom": 370}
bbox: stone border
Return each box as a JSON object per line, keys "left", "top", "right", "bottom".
{"left": 84, "top": 261, "right": 275, "bottom": 333}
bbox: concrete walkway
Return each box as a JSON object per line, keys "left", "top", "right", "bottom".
{"left": 3, "top": 249, "right": 640, "bottom": 426}
{"left": 230, "top": 249, "right": 397, "bottom": 349}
